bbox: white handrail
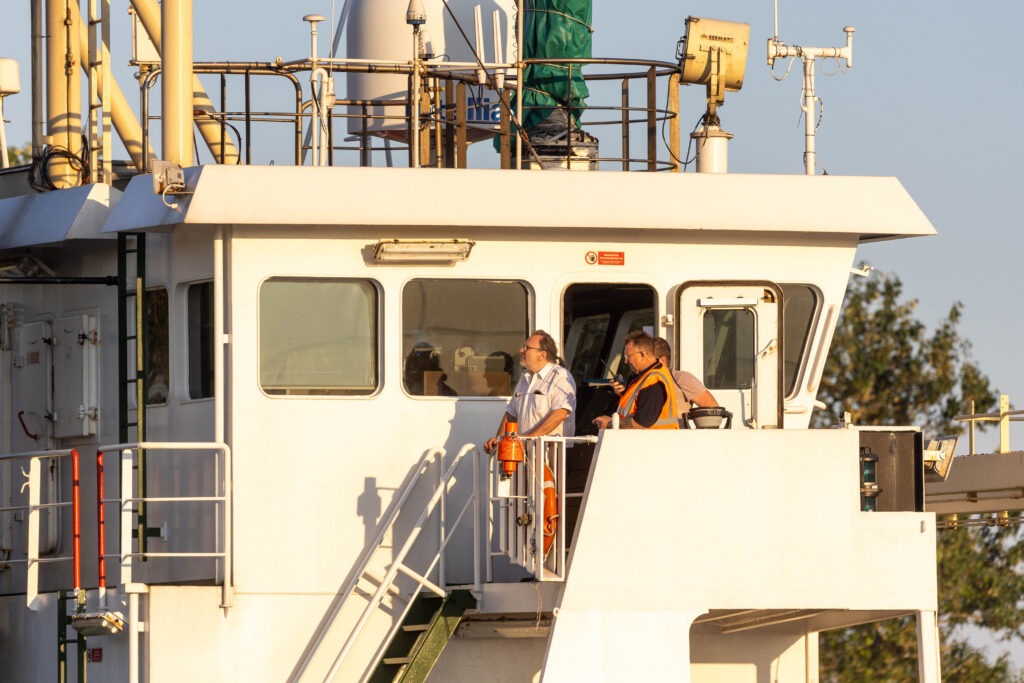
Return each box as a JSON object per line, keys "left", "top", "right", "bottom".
{"left": 289, "top": 443, "right": 479, "bottom": 683}
{"left": 102, "top": 441, "right": 232, "bottom": 609}
{"left": 0, "top": 448, "right": 78, "bottom": 610}
{"left": 327, "top": 443, "right": 479, "bottom": 682}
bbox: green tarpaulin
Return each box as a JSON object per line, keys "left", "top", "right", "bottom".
{"left": 521, "top": 0, "right": 593, "bottom": 131}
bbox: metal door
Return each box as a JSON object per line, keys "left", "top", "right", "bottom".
{"left": 678, "top": 283, "right": 783, "bottom": 429}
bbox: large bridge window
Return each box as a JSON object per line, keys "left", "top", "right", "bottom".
{"left": 259, "top": 278, "right": 379, "bottom": 396}
{"left": 402, "top": 279, "right": 529, "bottom": 397}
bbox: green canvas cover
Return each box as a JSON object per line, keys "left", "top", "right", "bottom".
{"left": 521, "top": 0, "right": 593, "bottom": 131}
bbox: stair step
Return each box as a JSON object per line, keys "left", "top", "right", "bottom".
{"left": 402, "top": 624, "right": 430, "bottom": 633}
{"left": 383, "top": 657, "right": 413, "bottom": 666}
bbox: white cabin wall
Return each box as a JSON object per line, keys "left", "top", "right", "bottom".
{"left": 219, "top": 226, "right": 861, "bottom": 593}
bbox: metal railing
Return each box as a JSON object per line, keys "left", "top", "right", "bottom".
{"left": 0, "top": 448, "right": 77, "bottom": 610}
{"left": 133, "top": 56, "right": 685, "bottom": 172}
{"left": 956, "top": 394, "right": 1023, "bottom": 455}
{"left": 97, "top": 441, "right": 233, "bottom": 609}
{"left": 293, "top": 443, "right": 481, "bottom": 682}
{"left": 489, "top": 435, "right": 596, "bottom": 582}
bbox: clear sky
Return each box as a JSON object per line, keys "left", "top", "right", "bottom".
{"left": 1, "top": 3, "right": 1020, "bottom": 443}
{"left": 2, "top": 0, "right": 1023, "bottom": 667}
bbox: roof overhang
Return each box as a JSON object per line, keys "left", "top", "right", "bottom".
{"left": 105, "top": 165, "right": 935, "bottom": 242}
{"left": 0, "top": 183, "right": 119, "bottom": 249}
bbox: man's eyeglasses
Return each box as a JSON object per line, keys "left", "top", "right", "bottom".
{"left": 623, "top": 350, "right": 642, "bottom": 360}
{"left": 521, "top": 345, "right": 543, "bottom": 352}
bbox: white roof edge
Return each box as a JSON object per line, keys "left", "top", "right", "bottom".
{"left": 106, "top": 165, "right": 936, "bottom": 239}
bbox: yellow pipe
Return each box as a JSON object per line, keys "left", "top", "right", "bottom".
{"left": 131, "top": 0, "right": 239, "bottom": 165}
{"left": 46, "top": 0, "right": 83, "bottom": 187}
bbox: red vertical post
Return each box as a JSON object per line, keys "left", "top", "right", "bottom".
{"left": 71, "top": 449, "right": 81, "bottom": 594}
{"left": 96, "top": 450, "right": 107, "bottom": 590}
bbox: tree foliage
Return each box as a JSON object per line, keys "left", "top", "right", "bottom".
{"left": 816, "top": 267, "right": 1024, "bottom": 682}
{"left": 812, "top": 267, "right": 997, "bottom": 432}
{"left": 5, "top": 142, "right": 31, "bottom": 166}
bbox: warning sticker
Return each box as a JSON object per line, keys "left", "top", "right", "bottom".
{"left": 597, "top": 251, "right": 625, "bottom": 266}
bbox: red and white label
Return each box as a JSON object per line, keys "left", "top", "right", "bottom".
{"left": 584, "top": 251, "right": 625, "bottom": 266}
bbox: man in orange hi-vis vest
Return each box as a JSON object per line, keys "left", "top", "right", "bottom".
{"left": 592, "top": 330, "right": 679, "bottom": 430}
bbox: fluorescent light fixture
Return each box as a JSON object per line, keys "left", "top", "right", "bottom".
{"left": 373, "top": 239, "right": 474, "bottom": 263}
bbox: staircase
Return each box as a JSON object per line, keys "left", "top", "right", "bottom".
{"left": 369, "top": 590, "right": 476, "bottom": 683}
{"left": 292, "top": 444, "right": 482, "bottom": 682}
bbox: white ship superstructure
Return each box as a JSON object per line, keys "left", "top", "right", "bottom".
{"left": 0, "top": 2, "right": 1004, "bottom": 681}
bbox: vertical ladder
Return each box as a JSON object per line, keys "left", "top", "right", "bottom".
{"left": 117, "top": 232, "right": 151, "bottom": 555}
{"left": 56, "top": 589, "right": 87, "bottom": 683}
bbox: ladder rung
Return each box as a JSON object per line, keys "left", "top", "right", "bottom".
{"left": 402, "top": 624, "right": 430, "bottom": 633}
{"left": 382, "top": 657, "right": 412, "bottom": 666}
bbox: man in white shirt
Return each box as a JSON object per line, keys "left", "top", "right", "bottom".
{"left": 484, "top": 330, "right": 576, "bottom": 452}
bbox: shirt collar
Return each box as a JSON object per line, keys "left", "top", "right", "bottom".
{"left": 532, "top": 362, "right": 555, "bottom": 380}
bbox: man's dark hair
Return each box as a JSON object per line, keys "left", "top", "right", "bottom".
{"left": 625, "top": 330, "right": 655, "bottom": 356}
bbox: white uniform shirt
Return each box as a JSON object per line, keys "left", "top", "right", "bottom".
{"left": 506, "top": 363, "right": 576, "bottom": 437}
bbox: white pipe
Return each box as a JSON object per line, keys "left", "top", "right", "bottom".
{"left": 492, "top": 10, "right": 505, "bottom": 90}
{"left": 410, "top": 26, "right": 421, "bottom": 168}
{"left": 473, "top": 5, "right": 486, "bottom": 84}
{"left": 31, "top": 0, "right": 44, "bottom": 159}
{"left": 0, "top": 98, "right": 9, "bottom": 169}
{"left": 515, "top": 0, "right": 525, "bottom": 168}
{"left": 801, "top": 56, "right": 815, "bottom": 176}
{"left": 162, "top": 0, "right": 193, "bottom": 166}
{"left": 129, "top": 591, "right": 140, "bottom": 683}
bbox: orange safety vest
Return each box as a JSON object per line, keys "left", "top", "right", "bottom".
{"left": 616, "top": 363, "right": 679, "bottom": 429}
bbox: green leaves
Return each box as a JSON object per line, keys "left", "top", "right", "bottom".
{"left": 816, "top": 266, "right": 1023, "bottom": 681}
{"left": 813, "top": 266, "right": 997, "bottom": 433}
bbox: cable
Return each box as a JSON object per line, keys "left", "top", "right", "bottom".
{"left": 437, "top": 0, "right": 544, "bottom": 166}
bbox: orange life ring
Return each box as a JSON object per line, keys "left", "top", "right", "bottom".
{"left": 542, "top": 465, "right": 558, "bottom": 555}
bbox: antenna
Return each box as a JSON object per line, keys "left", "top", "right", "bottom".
{"left": 767, "top": 23, "right": 855, "bottom": 175}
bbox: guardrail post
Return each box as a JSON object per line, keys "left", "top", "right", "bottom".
{"left": 998, "top": 395, "right": 1010, "bottom": 454}
{"left": 120, "top": 449, "right": 134, "bottom": 586}
{"left": 26, "top": 457, "right": 41, "bottom": 610}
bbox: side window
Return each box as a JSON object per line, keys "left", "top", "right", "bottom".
{"left": 702, "top": 308, "right": 755, "bottom": 390}
{"left": 779, "top": 284, "right": 820, "bottom": 397}
{"left": 402, "top": 279, "right": 529, "bottom": 397}
{"left": 145, "top": 288, "right": 169, "bottom": 405}
{"left": 187, "top": 282, "right": 214, "bottom": 399}
{"left": 259, "top": 278, "right": 379, "bottom": 396}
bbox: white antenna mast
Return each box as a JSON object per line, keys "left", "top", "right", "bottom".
{"left": 768, "top": 10, "right": 854, "bottom": 175}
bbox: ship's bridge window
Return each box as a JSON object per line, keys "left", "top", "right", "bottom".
{"left": 187, "top": 281, "right": 214, "bottom": 399}
{"left": 259, "top": 278, "right": 379, "bottom": 396}
{"left": 402, "top": 279, "right": 529, "bottom": 397}
{"left": 780, "top": 284, "right": 820, "bottom": 397}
